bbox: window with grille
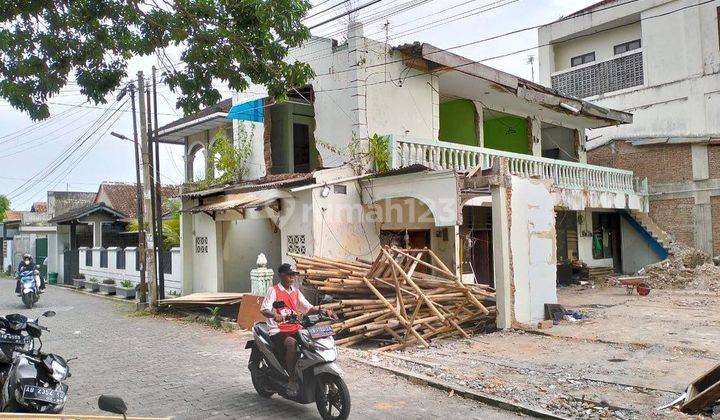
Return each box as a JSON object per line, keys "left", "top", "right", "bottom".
{"left": 552, "top": 52, "right": 644, "bottom": 98}
{"left": 85, "top": 250, "right": 92, "bottom": 267}
{"left": 99, "top": 250, "right": 108, "bottom": 268}
{"left": 571, "top": 52, "right": 595, "bottom": 67}
{"left": 614, "top": 39, "right": 641, "bottom": 55}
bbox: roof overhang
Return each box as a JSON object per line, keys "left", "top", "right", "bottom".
{"left": 157, "top": 112, "right": 230, "bottom": 144}
{"left": 396, "top": 43, "right": 632, "bottom": 128}
{"left": 182, "top": 189, "right": 291, "bottom": 220}
{"left": 49, "top": 203, "right": 128, "bottom": 225}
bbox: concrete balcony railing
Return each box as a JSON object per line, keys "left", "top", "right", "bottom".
{"left": 388, "top": 135, "right": 647, "bottom": 195}
{"left": 551, "top": 51, "right": 644, "bottom": 98}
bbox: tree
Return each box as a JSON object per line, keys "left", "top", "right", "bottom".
{"left": 0, "top": 1, "right": 314, "bottom": 120}
{"left": 0, "top": 195, "right": 9, "bottom": 222}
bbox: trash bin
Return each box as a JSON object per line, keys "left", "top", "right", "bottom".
{"left": 48, "top": 272, "right": 58, "bottom": 285}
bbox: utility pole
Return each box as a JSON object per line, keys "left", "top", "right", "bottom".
{"left": 129, "top": 83, "right": 147, "bottom": 304}
{"left": 152, "top": 66, "right": 166, "bottom": 301}
{"left": 138, "top": 71, "right": 158, "bottom": 308}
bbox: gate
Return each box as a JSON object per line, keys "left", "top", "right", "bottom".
{"left": 35, "top": 238, "right": 48, "bottom": 278}
{"left": 63, "top": 250, "right": 79, "bottom": 285}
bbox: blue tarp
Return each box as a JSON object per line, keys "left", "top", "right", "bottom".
{"left": 226, "top": 98, "right": 265, "bottom": 122}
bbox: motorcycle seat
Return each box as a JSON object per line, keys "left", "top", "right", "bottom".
{"left": 253, "top": 322, "right": 273, "bottom": 346}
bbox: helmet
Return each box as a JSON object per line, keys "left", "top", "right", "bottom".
{"left": 22, "top": 253, "right": 32, "bottom": 260}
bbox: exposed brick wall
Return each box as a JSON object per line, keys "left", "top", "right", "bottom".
{"left": 588, "top": 141, "right": 693, "bottom": 184}
{"left": 712, "top": 196, "right": 720, "bottom": 256}
{"left": 650, "top": 198, "right": 695, "bottom": 247}
{"left": 708, "top": 145, "right": 720, "bottom": 179}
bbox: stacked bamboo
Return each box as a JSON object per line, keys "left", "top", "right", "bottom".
{"left": 290, "top": 246, "right": 496, "bottom": 352}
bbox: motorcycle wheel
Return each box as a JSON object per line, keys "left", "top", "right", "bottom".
{"left": 250, "top": 358, "right": 274, "bottom": 398}
{"left": 22, "top": 293, "right": 33, "bottom": 309}
{"left": 315, "top": 375, "right": 351, "bottom": 420}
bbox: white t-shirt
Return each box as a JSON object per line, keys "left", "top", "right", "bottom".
{"left": 260, "top": 283, "right": 313, "bottom": 335}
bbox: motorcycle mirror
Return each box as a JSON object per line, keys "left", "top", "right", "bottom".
{"left": 98, "top": 395, "right": 128, "bottom": 415}
{"left": 42, "top": 310, "right": 56, "bottom": 318}
{"left": 272, "top": 301, "right": 287, "bottom": 309}
{"left": 320, "top": 294, "right": 334, "bottom": 304}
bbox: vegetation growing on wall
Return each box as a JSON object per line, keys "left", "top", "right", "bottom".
{"left": 209, "top": 127, "right": 253, "bottom": 184}
{"left": 0, "top": 195, "right": 9, "bottom": 222}
{"left": 368, "top": 134, "right": 391, "bottom": 172}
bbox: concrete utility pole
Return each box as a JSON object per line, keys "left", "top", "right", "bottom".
{"left": 138, "top": 71, "right": 158, "bottom": 308}
{"left": 129, "top": 84, "right": 147, "bottom": 304}
{"left": 152, "top": 66, "right": 166, "bottom": 301}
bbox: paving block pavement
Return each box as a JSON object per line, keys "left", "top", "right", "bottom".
{"left": 0, "top": 280, "right": 523, "bottom": 419}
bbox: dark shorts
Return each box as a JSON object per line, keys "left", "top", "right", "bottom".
{"left": 271, "top": 331, "right": 298, "bottom": 349}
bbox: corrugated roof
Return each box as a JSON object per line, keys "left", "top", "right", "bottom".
{"left": 182, "top": 189, "right": 291, "bottom": 214}
{"left": 181, "top": 173, "right": 315, "bottom": 199}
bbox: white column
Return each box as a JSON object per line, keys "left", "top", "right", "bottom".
{"left": 92, "top": 222, "right": 103, "bottom": 248}
{"left": 492, "top": 183, "right": 512, "bottom": 329}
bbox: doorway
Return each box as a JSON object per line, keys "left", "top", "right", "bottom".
{"left": 461, "top": 206, "right": 494, "bottom": 286}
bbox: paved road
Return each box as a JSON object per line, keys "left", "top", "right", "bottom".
{"left": 0, "top": 279, "right": 520, "bottom": 419}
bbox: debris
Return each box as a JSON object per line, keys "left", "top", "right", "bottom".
{"left": 544, "top": 303, "right": 565, "bottom": 322}
{"left": 634, "top": 244, "right": 720, "bottom": 292}
{"left": 292, "top": 247, "right": 496, "bottom": 351}
{"left": 537, "top": 320, "right": 553, "bottom": 330}
{"left": 681, "top": 363, "right": 720, "bottom": 414}
{"left": 159, "top": 292, "right": 246, "bottom": 306}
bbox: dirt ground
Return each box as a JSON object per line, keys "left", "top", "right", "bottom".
{"left": 359, "top": 286, "right": 720, "bottom": 419}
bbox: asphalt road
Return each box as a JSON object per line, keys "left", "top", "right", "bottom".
{"left": 0, "top": 278, "right": 520, "bottom": 419}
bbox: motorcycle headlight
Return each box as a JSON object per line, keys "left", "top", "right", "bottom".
{"left": 50, "top": 361, "right": 68, "bottom": 382}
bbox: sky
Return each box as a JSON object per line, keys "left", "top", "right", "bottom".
{"left": 0, "top": 0, "right": 598, "bottom": 211}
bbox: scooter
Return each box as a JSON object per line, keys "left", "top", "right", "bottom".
{"left": 0, "top": 314, "right": 36, "bottom": 384}
{"left": 16, "top": 270, "right": 39, "bottom": 309}
{"left": 1, "top": 310, "right": 72, "bottom": 414}
{"left": 246, "top": 297, "right": 351, "bottom": 420}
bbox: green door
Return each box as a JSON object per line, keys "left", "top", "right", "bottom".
{"left": 35, "top": 237, "right": 48, "bottom": 277}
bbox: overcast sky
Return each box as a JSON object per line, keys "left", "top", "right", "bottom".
{"left": 0, "top": 0, "right": 597, "bottom": 210}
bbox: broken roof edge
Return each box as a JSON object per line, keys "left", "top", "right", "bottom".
{"left": 395, "top": 42, "right": 632, "bottom": 127}
{"left": 587, "top": 135, "right": 720, "bottom": 151}
{"left": 180, "top": 172, "right": 316, "bottom": 199}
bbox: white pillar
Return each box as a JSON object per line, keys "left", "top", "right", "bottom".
{"left": 492, "top": 184, "right": 512, "bottom": 329}
{"left": 92, "top": 222, "right": 103, "bottom": 248}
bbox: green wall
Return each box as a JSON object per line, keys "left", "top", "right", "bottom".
{"left": 439, "top": 99, "right": 477, "bottom": 146}
{"left": 483, "top": 116, "right": 529, "bottom": 154}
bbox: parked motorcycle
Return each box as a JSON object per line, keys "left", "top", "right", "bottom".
{"left": 15, "top": 270, "right": 40, "bottom": 309}
{"left": 0, "top": 310, "right": 72, "bottom": 414}
{"left": 246, "top": 296, "right": 351, "bottom": 420}
{"left": 0, "top": 314, "right": 35, "bottom": 384}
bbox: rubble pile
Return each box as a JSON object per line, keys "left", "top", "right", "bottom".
{"left": 293, "top": 247, "right": 496, "bottom": 351}
{"left": 639, "top": 244, "right": 720, "bottom": 291}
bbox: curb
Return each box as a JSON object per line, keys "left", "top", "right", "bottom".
{"left": 346, "top": 353, "right": 568, "bottom": 419}
{"left": 50, "top": 284, "right": 138, "bottom": 307}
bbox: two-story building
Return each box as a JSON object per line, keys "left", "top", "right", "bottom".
{"left": 158, "top": 22, "right": 664, "bottom": 328}
{"left": 539, "top": 0, "right": 720, "bottom": 256}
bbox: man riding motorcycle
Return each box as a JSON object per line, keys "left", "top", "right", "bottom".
{"left": 260, "top": 263, "right": 335, "bottom": 397}
{"left": 15, "top": 254, "right": 44, "bottom": 295}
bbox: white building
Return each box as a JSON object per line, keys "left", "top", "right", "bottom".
{"left": 158, "top": 23, "right": 664, "bottom": 328}
{"left": 538, "top": 0, "right": 720, "bottom": 254}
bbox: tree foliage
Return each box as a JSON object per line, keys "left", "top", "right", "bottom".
{"left": 0, "top": 195, "right": 9, "bottom": 221}
{"left": 208, "top": 127, "right": 252, "bottom": 183}
{"left": 0, "top": 1, "right": 314, "bottom": 120}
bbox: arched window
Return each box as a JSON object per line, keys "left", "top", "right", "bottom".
{"left": 187, "top": 144, "right": 207, "bottom": 182}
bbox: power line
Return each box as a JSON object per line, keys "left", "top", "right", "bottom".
{"left": 309, "top": 0, "right": 385, "bottom": 29}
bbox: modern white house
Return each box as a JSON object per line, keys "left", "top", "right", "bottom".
{"left": 158, "top": 22, "right": 665, "bottom": 328}
{"left": 538, "top": 0, "right": 720, "bottom": 255}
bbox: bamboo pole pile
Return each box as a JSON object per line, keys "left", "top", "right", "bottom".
{"left": 290, "top": 246, "right": 496, "bottom": 351}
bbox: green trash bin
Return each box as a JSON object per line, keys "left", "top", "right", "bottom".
{"left": 48, "top": 272, "right": 58, "bottom": 285}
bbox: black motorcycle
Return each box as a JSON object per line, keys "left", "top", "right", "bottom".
{"left": 0, "top": 310, "right": 72, "bottom": 414}
{"left": 0, "top": 314, "right": 36, "bottom": 384}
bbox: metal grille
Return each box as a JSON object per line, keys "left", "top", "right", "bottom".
{"left": 552, "top": 52, "right": 643, "bottom": 98}
{"left": 99, "top": 250, "right": 108, "bottom": 268}
{"left": 85, "top": 250, "right": 93, "bottom": 267}
{"left": 160, "top": 251, "right": 172, "bottom": 275}
{"left": 116, "top": 250, "right": 126, "bottom": 270}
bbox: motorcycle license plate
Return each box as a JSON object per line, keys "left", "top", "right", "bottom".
{"left": 307, "top": 325, "right": 334, "bottom": 339}
{"left": 0, "top": 333, "right": 25, "bottom": 345}
{"left": 22, "top": 385, "right": 65, "bottom": 405}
